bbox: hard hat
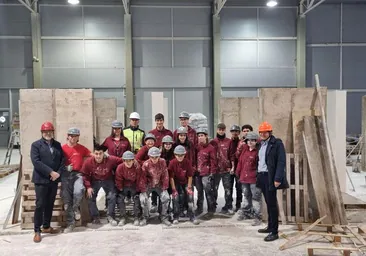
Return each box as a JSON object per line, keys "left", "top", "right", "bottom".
{"left": 67, "top": 127, "right": 80, "bottom": 135}
{"left": 196, "top": 128, "right": 208, "bottom": 135}
{"left": 217, "top": 123, "right": 226, "bottom": 129}
{"left": 129, "top": 112, "right": 140, "bottom": 120}
{"left": 41, "top": 122, "right": 54, "bottom": 131}
{"left": 148, "top": 147, "right": 161, "bottom": 157}
{"left": 179, "top": 111, "right": 190, "bottom": 119}
{"left": 174, "top": 145, "right": 186, "bottom": 155}
{"left": 162, "top": 135, "right": 173, "bottom": 144}
{"left": 258, "top": 122, "right": 273, "bottom": 132}
{"left": 122, "top": 151, "right": 135, "bottom": 160}
{"left": 177, "top": 126, "right": 188, "bottom": 134}
{"left": 144, "top": 133, "right": 156, "bottom": 141}
{"left": 111, "top": 120, "right": 123, "bottom": 128}
{"left": 230, "top": 125, "right": 241, "bottom": 132}
{"left": 245, "top": 131, "right": 259, "bottom": 141}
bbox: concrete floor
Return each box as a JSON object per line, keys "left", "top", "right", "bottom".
{"left": 0, "top": 149, "right": 366, "bottom": 255}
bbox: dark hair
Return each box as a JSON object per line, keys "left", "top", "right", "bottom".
{"left": 94, "top": 143, "right": 108, "bottom": 152}
{"left": 110, "top": 128, "right": 125, "bottom": 138}
{"left": 241, "top": 124, "right": 253, "bottom": 132}
{"left": 155, "top": 113, "right": 164, "bottom": 121}
{"left": 175, "top": 135, "right": 191, "bottom": 150}
{"left": 161, "top": 145, "right": 174, "bottom": 166}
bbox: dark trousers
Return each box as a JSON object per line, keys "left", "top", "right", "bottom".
{"left": 195, "top": 175, "right": 216, "bottom": 213}
{"left": 117, "top": 187, "right": 140, "bottom": 218}
{"left": 88, "top": 179, "right": 116, "bottom": 219}
{"left": 172, "top": 184, "right": 194, "bottom": 219}
{"left": 214, "top": 172, "right": 233, "bottom": 209}
{"left": 257, "top": 172, "right": 278, "bottom": 234}
{"left": 230, "top": 174, "right": 242, "bottom": 208}
{"left": 34, "top": 183, "right": 58, "bottom": 232}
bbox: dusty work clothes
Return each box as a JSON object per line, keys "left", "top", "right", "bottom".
{"left": 149, "top": 127, "right": 173, "bottom": 148}
{"left": 102, "top": 136, "right": 131, "bottom": 157}
{"left": 229, "top": 137, "right": 242, "bottom": 208}
{"left": 195, "top": 175, "right": 216, "bottom": 213}
{"left": 123, "top": 126, "right": 145, "bottom": 154}
{"left": 88, "top": 179, "right": 117, "bottom": 219}
{"left": 213, "top": 172, "right": 233, "bottom": 209}
{"left": 239, "top": 183, "right": 262, "bottom": 219}
{"left": 135, "top": 145, "right": 150, "bottom": 165}
{"left": 140, "top": 188, "right": 170, "bottom": 220}
{"left": 117, "top": 187, "right": 140, "bottom": 218}
{"left": 172, "top": 184, "right": 194, "bottom": 219}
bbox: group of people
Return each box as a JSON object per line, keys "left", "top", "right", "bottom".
{"left": 30, "top": 111, "right": 289, "bottom": 244}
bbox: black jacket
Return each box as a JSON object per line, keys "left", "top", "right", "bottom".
{"left": 257, "top": 135, "right": 289, "bottom": 191}
{"left": 30, "top": 138, "right": 65, "bottom": 184}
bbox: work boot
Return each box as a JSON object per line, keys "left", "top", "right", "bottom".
{"left": 190, "top": 217, "right": 199, "bottom": 225}
{"left": 264, "top": 232, "right": 279, "bottom": 242}
{"left": 150, "top": 205, "right": 158, "bottom": 214}
{"left": 91, "top": 218, "right": 101, "bottom": 225}
{"left": 173, "top": 219, "right": 179, "bottom": 225}
{"left": 64, "top": 224, "right": 75, "bottom": 234}
{"left": 133, "top": 218, "right": 140, "bottom": 226}
{"left": 140, "top": 218, "right": 147, "bottom": 226}
{"left": 195, "top": 207, "right": 203, "bottom": 216}
{"left": 162, "top": 218, "right": 171, "bottom": 226}
{"left": 33, "top": 232, "right": 41, "bottom": 243}
{"left": 74, "top": 208, "right": 81, "bottom": 221}
{"left": 252, "top": 219, "right": 262, "bottom": 226}
{"left": 118, "top": 218, "right": 126, "bottom": 226}
{"left": 107, "top": 216, "right": 118, "bottom": 226}
{"left": 42, "top": 227, "right": 56, "bottom": 234}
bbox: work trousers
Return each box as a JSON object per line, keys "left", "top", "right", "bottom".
{"left": 172, "top": 184, "right": 194, "bottom": 219}
{"left": 195, "top": 175, "right": 216, "bottom": 213}
{"left": 140, "top": 188, "right": 169, "bottom": 220}
{"left": 88, "top": 179, "right": 116, "bottom": 219}
{"left": 61, "top": 171, "right": 85, "bottom": 225}
{"left": 117, "top": 187, "right": 140, "bottom": 218}
{"left": 214, "top": 172, "right": 233, "bottom": 209}
{"left": 239, "top": 183, "right": 262, "bottom": 219}
{"left": 34, "top": 183, "right": 58, "bottom": 233}
{"left": 230, "top": 174, "right": 242, "bottom": 208}
{"left": 257, "top": 172, "right": 278, "bottom": 234}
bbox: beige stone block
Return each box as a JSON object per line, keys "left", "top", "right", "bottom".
{"left": 219, "top": 98, "right": 240, "bottom": 113}
{"left": 222, "top": 111, "right": 239, "bottom": 137}
{"left": 94, "top": 98, "right": 117, "bottom": 143}
{"left": 239, "top": 97, "right": 260, "bottom": 133}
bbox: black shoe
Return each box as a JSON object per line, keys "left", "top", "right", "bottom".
{"left": 234, "top": 206, "right": 241, "bottom": 212}
{"left": 195, "top": 208, "right": 203, "bottom": 216}
{"left": 264, "top": 232, "right": 279, "bottom": 242}
{"left": 258, "top": 227, "right": 271, "bottom": 233}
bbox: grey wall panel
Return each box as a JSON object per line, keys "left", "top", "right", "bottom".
{"left": 222, "top": 68, "right": 296, "bottom": 87}
{"left": 258, "top": 41, "right": 296, "bottom": 67}
{"left": 11, "top": 89, "right": 20, "bottom": 114}
{"left": 131, "top": 7, "right": 172, "bottom": 37}
{"left": 42, "top": 40, "right": 84, "bottom": 68}
{"left": 172, "top": 8, "right": 211, "bottom": 37}
{"left": 0, "top": 68, "right": 32, "bottom": 88}
{"left": 94, "top": 88, "right": 126, "bottom": 108}
{"left": 306, "top": 47, "right": 340, "bottom": 89}
{"left": 258, "top": 8, "right": 296, "bottom": 37}
{"left": 346, "top": 92, "right": 365, "bottom": 134}
{"left": 0, "top": 6, "right": 31, "bottom": 36}
{"left": 173, "top": 40, "right": 210, "bottom": 67}
{"left": 83, "top": 7, "right": 124, "bottom": 37}
{"left": 221, "top": 88, "right": 258, "bottom": 98}
{"left": 41, "top": 6, "right": 83, "bottom": 36}
{"left": 133, "top": 40, "right": 172, "bottom": 67}
{"left": 42, "top": 68, "right": 125, "bottom": 88}
{"left": 0, "top": 39, "right": 32, "bottom": 68}
{"left": 221, "top": 41, "right": 257, "bottom": 68}
{"left": 220, "top": 8, "right": 257, "bottom": 39}
{"left": 85, "top": 40, "right": 125, "bottom": 68}
{"left": 134, "top": 68, "right": 210, "bottom": 88}
{"left": 342, "top": 46, "right": 366, "bottom": 90}
{"left": 306, "top": 5, "right": 340, "bottom": 44}
{"left": 342, "top": 4, "right": 366, "bottom": 43}
{"left": 0, "top": 90, "right": 9, "bottom": 109}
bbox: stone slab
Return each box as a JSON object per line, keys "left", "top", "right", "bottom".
{"left": 362, "top": 96, "right": 366, "bottom": 171}
{"left": 239, "top": 97, "right": 260, "bottom": 133}
{"left": 94, "top": 98, "right": 116, "bottom": 143}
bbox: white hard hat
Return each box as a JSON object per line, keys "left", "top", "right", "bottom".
{"left": 129, "top": 112, "right": 140, "bottom": 120}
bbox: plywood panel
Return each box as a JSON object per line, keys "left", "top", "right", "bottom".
{"left": 19, "top": 89, "right": 55, "bottom": 171}
{"left": 292, "top": 111, "right": 320, "bottom": 154}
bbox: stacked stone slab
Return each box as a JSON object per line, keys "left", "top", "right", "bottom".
{"left": 94, "top": 98, "right": 117, "bottom": 144}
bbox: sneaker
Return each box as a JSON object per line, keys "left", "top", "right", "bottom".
{"left": 64, "top": 224, "right": 75, "bottom": 233}
{"left": 173, "top": 219, "right": 179, "bottom": 225}
{"left": 190, "top": 217, "right": 199, "bottom": 225}
{"left": 140, "top": 218, "right": 147, "bottom": 226}
{"left": 74, "top": 209, "right": 81, "bottom": 221}
{"left": 133, "top": 218, "right": 140, "bottom": 226}
{"left": 107, "top": 216, "right": 118, "bottom": 226}
{"left": 150, "top": 205, "right": 158, "bottom": 213}
{"left": 162, "top": 218, "right": 172, "bottom": 226}
{"left": 252, "top": 219, "right": 262, "bottom": 226}
{"left": 118, "top": 218, "right": 126, "bottom": 226}
{"left": 227, "top": 208, "right": 234, "bottom": 215}
{"left": 92, "top": 218, "right": 101, "bottom": 225}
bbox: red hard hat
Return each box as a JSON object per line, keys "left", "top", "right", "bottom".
{"left": 258, "top": 122, "right": 272, "bottom": 132}
{"left": 41, "top": 122, "right": 55, "bottom": 131}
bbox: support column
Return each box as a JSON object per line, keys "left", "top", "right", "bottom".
{"left": 296, "top": 16, "right": 306, "bottom": 88}
{"left": 31, "top": 11, "right": 42, "bottom": 88}
{"left": 124, "top": 14, "right": 134, "bottom": 117}
{"left": 212, "top": 14, "right": 221, "bottom": 129}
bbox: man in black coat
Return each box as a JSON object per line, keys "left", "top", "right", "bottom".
{"left": 256, "top": 121, "right": 289, "bottom": 242}
{"left": 30, "top": 121, "right": 65, "bottom": 243}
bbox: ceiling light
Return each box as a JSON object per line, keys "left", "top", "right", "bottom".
{"left": 68, "top": 0, "right": 80, "bottom": 4}
{"left": 266, "top": 0, "right": 278, "bottom": 7}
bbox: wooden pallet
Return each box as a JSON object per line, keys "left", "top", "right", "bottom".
{"left": 0, "top": 164, "right": 20, "bottom": 178}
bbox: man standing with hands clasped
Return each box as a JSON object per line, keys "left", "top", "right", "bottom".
{"left": 256, "top": 122, "right": 289, "bottom": 242}
{"left": 30, "top": 122, "right": 65, "bottom": 243}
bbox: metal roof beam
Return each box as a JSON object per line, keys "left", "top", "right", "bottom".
{"left": 213, "top": 0, "right": 227, "bottom": 16}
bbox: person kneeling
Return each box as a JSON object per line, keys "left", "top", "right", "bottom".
{"left": 169, "top": 145, "right": 199, "bottom": 225}
{"left": 81, "top": 144, "right": 122, "bottom": 226}
{"left": 139, "top": 147, "right": 171, "bottom": 226}
{"left": 115, "top": 151, "right": 142, "bottom": 226}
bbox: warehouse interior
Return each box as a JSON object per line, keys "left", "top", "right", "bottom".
{"left": 1, "top": 0, "right": 366, "bottom": 255}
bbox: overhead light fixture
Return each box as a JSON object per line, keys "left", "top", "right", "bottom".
{"left": 266, "top": 0, "right": 278, "bottom": 7}
{"left": 68, "top": 0, "right": 80, "bottom": 4}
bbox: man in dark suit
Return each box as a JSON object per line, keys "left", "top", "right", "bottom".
{"left": 30, "top": 121, "right": 65, "bottom": 243}
{"left": 256, "top": 121, "right": 289, "bottom": 242}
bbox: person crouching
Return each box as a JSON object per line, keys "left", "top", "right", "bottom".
{"left": 139, "top": 147, "right": 171, "bottom": 226}
{"left": 169, "top": 145, "right": 199, "bottom": 225}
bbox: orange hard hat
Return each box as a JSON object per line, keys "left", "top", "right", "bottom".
{"left": 258, "top": 122, "right": 272, "bottom": 132}
{"left": 41, "top": 121, "right": 54, "bottom": 131}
